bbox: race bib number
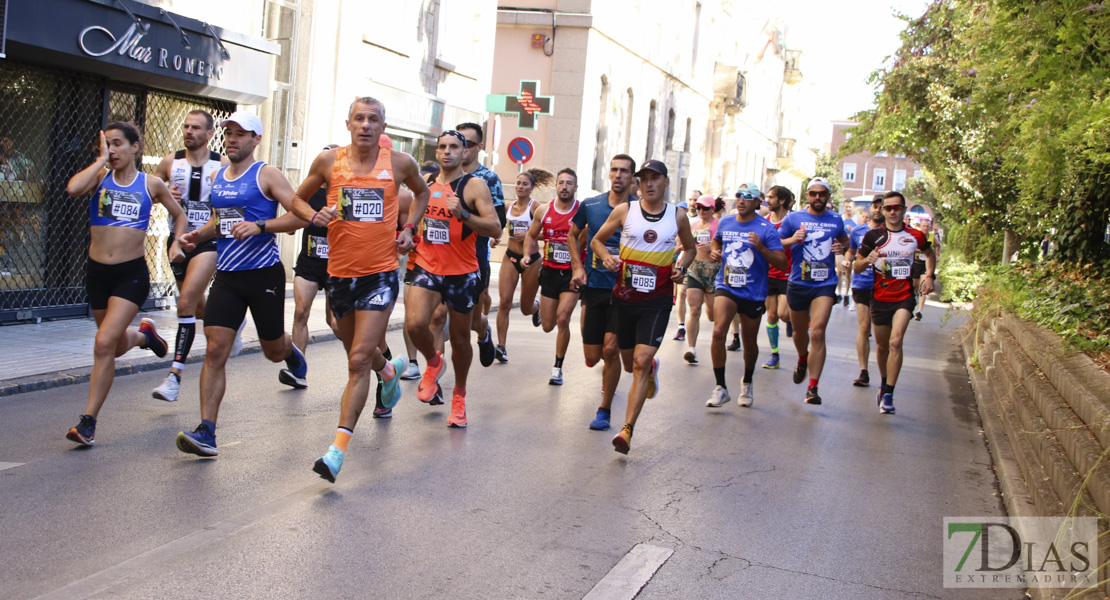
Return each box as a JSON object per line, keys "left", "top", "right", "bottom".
{"left": 725, "top": 264, "right": 748, "bottom": 288}
{"left": 424, "top": 218, "right": 450, "bottom": 244}
{"left": 215, "top": 206, "right": 245, "bottom": 238}
{"left": 308, "top": 235, "right": 329, "bottom": 259}
{"left": 101, "top": 189, "right": 143, "bottom": 221}
{"left": 696, "top": 230, "right": 711, "bottom": 246}
{"left": 548, "top": 241, "right": 571, "bottom": 264}
{"left": 594, "top": 244, "right": 620, "bottom": 269}
{"left": 624, "top": 264, "right": 657, "bottom": 293}
{"left": 340, "top": 187, "right": 385, "bottom": 222}
{"left": 509, "top": 219, "right": 528, "bottom": 240}
{"left": 802, "top": 260, "right": 829, "bottom": 282}
{"left": 185, "top": 200, "right": 210, "bottom": 231}
{"left": 884, "top": 257, "right": 912, "bottom": 279}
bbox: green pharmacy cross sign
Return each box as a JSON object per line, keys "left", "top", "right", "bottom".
{"left": 486, "top": 81, "right": 554, "bottom": 130}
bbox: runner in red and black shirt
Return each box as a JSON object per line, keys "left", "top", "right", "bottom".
{"left": 760, "top": 185, "right": 794, "bottom": 369}
{"left": 853, "top": 191, "right": 935, "bottom": 415}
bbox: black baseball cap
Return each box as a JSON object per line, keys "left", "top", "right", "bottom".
{"left": 635, "top": 159, "right": 668, "bottom": 178}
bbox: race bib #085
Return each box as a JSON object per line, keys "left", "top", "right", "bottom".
{"left": 624, "top": 264, "right": 658, "bottom": 293}
{"left": 424, "top": 218, "right": 450, "bottom": 244}
{"left": 340, "top": 187, "right": 385, "bottom": 222}
{"left": 695, "top": 230, "right": 711, "bottom": 245}
{"left": 215, "top": 206, "right": 245, "bottom": 238}
{"left": 802, "top": 260, "right": 829, "bottom": 282}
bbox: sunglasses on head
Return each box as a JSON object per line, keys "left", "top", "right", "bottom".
{"left": 439, "top": 130, "right": 477, "bottom": 148}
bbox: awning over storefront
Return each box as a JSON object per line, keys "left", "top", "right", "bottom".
{"left": 4, "top": 0, "right": 279, "bottom": 104}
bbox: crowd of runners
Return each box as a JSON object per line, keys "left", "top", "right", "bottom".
{"left": 63, "top": 97, "right": 937, "bottom": 481}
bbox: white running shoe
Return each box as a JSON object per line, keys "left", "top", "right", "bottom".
{"left": 683, "top": 347, "right": 697, "bottom": 364}
{"left": 152, "top": 373, "right": 180, "bottom": 402}
{"left": 848, "top": 303, "right": 856, "bottom": 312}
{"left": 230, "top": 319, "right": 247, "bottom": 357}
{"left": 400, "top": 360, "right": 421, "bottom": 380}
{"left": 738, "top": 382, "right": 754, "bottom": 407}
{"left": 706, "top": 385, "right": 730, "bottom": 408}
{"left": 549, "top": 367, "right": 563, "bottom": 385}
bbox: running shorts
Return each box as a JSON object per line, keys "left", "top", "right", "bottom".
{"left": 327, "top": 270, "right": 399, "bottom": 320}
{"left": 205, "top": 263, "right": 286, "bottom": 341}
{"left": 86, "top": 256, "right": 150, "bottom": 310}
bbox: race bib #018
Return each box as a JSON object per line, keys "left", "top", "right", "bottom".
{"left": 424, "top": 218, "right": 450, "bottom": 244}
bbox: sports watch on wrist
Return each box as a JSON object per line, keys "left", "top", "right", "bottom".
{"left": 256, "top": 219, "right": 266, "bottom": 233}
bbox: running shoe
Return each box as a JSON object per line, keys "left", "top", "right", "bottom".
{"left": 532, "top": 302, "right": 541, "bottom": 327}
{"left": 835, "top": 294, "right": 841, "bottom": 305}
{"left": 726, "top": 337, "right": 741, "bottom": 352}
{"left": 762, "top": 354, "right": 780, "bottom": 369}
{"left": 447, "top": 392, "right": 467, "bottom": 428}
{"left": 792, "top": 362, "right": 807, "bottom": 384}
{"left": 876, "top": 387, "right": 884, "bottom": 407}
{"left": 612, "top": 424, "right": 633, "bottom": 454}
{"left": 152, "top": 373, "right": 180, "bottom": 402}
{"left": 880, "top": 393, "right": 895, "bottom": 414}
{"left": 429, "top": 384, "right": 445, "bottom": 406}
{"left": 738, "top": 382, "right": 754, "bottom": 407}
{"left": 589, "top": 408, "right": 611, "bottom": 431}
{"left": 706, "top": 385, "right": 730, "bottom": 408}
{"left": 915, "top": 311, "right": 923, "bottom": 321}
{"left": 418, "top": 353, "right": 447, "bottom": 402}
{"left": 372, "top": 405, "right": 393, "bottom": 418}
{"left": 176, "top": 423, "right": 218, "bottom": 457}
{"left": 313, "top": 444, "right": 344, "bottom": 483}
{"left": 804, "top": 385, "right": 822, "bottom": 405}
{"left": 138, "top": 318, "right": 168, "bottom": 358}
{"left": 683, "top": 347, "right": 697, "bottom": 364}
{"left": 842, "top": 294, "right": 849, "bottom": 307}
{"left": 477, "top": 326, "right": 495, "bottom": 367}
{"left": 848, "top": 302, "right": 856, "bottom": 312}
{"left": 380, "top": 356, "right": 407, "bottom": 409}
{"left": 853, "top": 370, "right": 870, "bottom": 387}
{"left": 400, "top": 360, "right": 421, "bottom": 380}
{"left": 645, "top": 357, "right": 660, "bottom": 399}
{"left": 785, "top": 321, "right": 793, "bottom": 337}
{"left": 230, "top": 318, "right": 246, "bottom": 357}
{"left": 673, "top": 326, "right": 686, "bottom": 341}
{"left": 549, "top": 367, "right": 563, "bottom": 385}
{"left": 278, "top": 345, "right": 309, "bottom": 389}
{"left": 65, "top": 414, "right": 96, "bottom": 446}
{"left": 495, "top": 345, "right": 508, "bottom": 363}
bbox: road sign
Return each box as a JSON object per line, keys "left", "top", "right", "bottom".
{"left": 507, "top": 137, "right": 534, "bottom": 165}
{"left": 486, "top": 81, "right": 554, "bottom": 130}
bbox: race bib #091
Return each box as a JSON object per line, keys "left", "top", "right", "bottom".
{"left": 340, "top": 187, "right": 385, "bottom": 222}
{"left": 725, "top": 264, "right": 748, "bottom": 288}
{"left": 215, "top": 206, "right": 245, "bottom": 238}
{"left": 625, "top": 264, "right": 657, "bottom": 293}
{"left": 424, "top": 218, "right": 450, "bottom": 244}
{"left": 802, "top": 260, "right": 829, "bottom": 282}
{"left": 884, "top": 257, "right": 912, "bottom": 279}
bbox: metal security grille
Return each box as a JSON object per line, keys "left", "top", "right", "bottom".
{"left": 0, "top": 61, "right": 101, "bottom": 321}
{"left": 107, "top": 86, "right": 233, "bottom": 308}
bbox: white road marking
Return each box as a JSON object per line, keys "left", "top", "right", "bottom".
{"left": 0, "top": 462, "right": 24, "bottom": 471}
{"left": 583, "top": 543, "right": 674, "bottom": 600}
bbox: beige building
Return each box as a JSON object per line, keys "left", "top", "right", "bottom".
{"left": 832, "top": 121, "right": 924, "bottom": 199}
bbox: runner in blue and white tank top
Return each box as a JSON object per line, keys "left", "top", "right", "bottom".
{"left": 175, "top": 111, "right": 311, "bottom": 459}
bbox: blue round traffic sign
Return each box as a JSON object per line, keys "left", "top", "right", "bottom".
{"left": 507, "top": 137, "right": 534, "bottom": 165}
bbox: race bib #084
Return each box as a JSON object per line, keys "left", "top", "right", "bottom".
{"left": 100, "top": 189, "right": 143, "bottom": 221}
{"left": 339, "top": 187, "right": 385, "bottom": 222}
{"left": 624, "top": 264, "right": 657, "bottom": 293}
{"left": 215, "top": 206, "right": 245, "bottom": 238}
{"left": 424, "top": 218, "right": 450, "bottom": 244}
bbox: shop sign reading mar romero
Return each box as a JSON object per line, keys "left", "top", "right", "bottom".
{"left": 79, "top": 22, "right": 225, "bottom": 81}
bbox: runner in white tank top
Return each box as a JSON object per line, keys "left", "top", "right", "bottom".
{"left": 493, "top": 168, "right": 549, "bottom": 361}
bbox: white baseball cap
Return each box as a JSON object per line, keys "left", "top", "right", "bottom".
{"left": 808, "top": 177, "right": 831, "bottom": 191}
{"left": 221, "top": 111, "right": 264, "bottom": 135}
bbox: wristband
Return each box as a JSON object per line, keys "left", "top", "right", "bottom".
{"left": 403, "top": 222, "right": 416, "bottom": 232}
{"left": 310, "top": 211, "right": 320, "bottom": 226}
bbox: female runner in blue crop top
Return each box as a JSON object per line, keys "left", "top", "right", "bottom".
{"left": 62, "top": 122, "right": 187, "bottom": 446}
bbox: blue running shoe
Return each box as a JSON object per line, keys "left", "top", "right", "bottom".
{"left": 177, "top": 423, "right": 218, "bottom": 457}
{"left": 66, "top": 414, "right": 97, "bottom": 446}
{"left": 880, "top": 393, "right": 895, "bottom": 414}
{"left": 279, "top": 345, "right": 309, "bottom": 389}
{"left": 762, "top": 354, "right": 780, "bottom": 369}
{"left": 380, "top": 356, "right": 407, "bottom": 409}
{"left": 313, "top": 444, "right": 344, "bottom": 483}
{"left": 589, "top": 408, "right": 611, "bottom": 431}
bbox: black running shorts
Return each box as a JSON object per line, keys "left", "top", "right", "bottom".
{"left": 580, "top": 286, "right": 617, "bottom": 345}
{"left": 168, "top": 238, "right": 217, "bottom": 281}
{"left": 293, "top": 254, "right": 329, "bottom": 288}
{"left": 86, "top": 256, "right": 150, "bottom": 310}
{"left": 766, "top": 277, "right": 788, "bottom": 297}
{"left": 870, "top": 296, "right": 916, "bottom": 327}
{"left": 613, "top": 299, "right": 671, "bottom": 350}
{"left": 715, "top": 288, "right": 767, "bottom": 320}
{"left": 539, "top": 266, "right": 576, "bottom": 299}
{"left": 851, "top": 288, "right": 873, "bottom": 308}
{"left": 205, "top": 263, "right": 286, "bottom": 341}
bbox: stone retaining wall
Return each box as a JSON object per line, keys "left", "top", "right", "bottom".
{"left": 961, "top": 311, "right": 1110, "bottom": 598}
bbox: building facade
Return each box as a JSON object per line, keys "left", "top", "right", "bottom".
{"left": 831, "top": 120, "right": 924, "bottom": 202}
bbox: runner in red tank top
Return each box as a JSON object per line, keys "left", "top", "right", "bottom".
{"left": 289, "top": 97, "right": 430, "bottom": 483}
{"left": 522, "top": 168, "right": 581, "bottom": 385}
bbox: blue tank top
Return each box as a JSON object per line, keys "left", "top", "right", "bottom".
{"left": 88, "top": 171, "right": 152, "bottom": 230}
{"left": 210, "top": 161, "right": 280, "bottom": 272}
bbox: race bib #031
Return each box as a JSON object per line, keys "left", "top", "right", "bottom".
{"left": 215, "top": 206, "right": 245, "bottom": 238}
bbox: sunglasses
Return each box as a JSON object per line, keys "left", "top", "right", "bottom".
{"left": 882, "top": 204, "right": 905, "bottom": 212}
{"left": 697, "top": 205, "right": 714, "bottom": 211}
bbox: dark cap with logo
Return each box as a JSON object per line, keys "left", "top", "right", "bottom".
{"left": 635, "top": 159, "right": 668, "bottom": 178}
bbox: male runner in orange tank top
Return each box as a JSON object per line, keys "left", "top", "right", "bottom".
{"left": 290, "top": 97, "right": 430, "bottom": 483}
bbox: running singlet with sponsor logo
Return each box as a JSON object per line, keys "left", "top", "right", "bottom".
{"left": 766, "top": 213, "right": 791, "bottom": 281}
{"left": 572, "top": 192, "right": 625, "bottom": 289}
{"left": 777, "top": 210, "right": 846, "bottom": 288}
{"left": 412, "top": 175, "right": 478, "bottom": 276}
{"left": 613, "top": 201, "right": 678, "bottom": 303}
{"left": 210, "top": 161, "right": 279, "bottom": 272}
{"left": 89, "top": 171, "right": 152, "bottom": 230}
{"left": 326, "top": 145, "right": 399, "bottom": 277}
{"left": 713, "top": 215, "right": 784, "bottom": 302}
{"left": 849, "top": 224, "right": 876, "bottom": 290}
{"left": 540, "top": 199, "right": 579, "bottom": 270}
{"left": 506, "top": 199, "right": 535, "bottom": 242}
{"left": 858, "top": 225, "right": 931, "bottom": 302}
{"left": 168, "top": 150, "right": 222, "bottom": 234}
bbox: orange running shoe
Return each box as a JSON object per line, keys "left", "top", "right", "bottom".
{"left": 612, "top": 424, "right": 632, "bottom": 454}
{"left": 417, "top": 352, "right": 446, "bottom": 403}
{"left": 447, "top": 391, "right": 467, "bottom": 428}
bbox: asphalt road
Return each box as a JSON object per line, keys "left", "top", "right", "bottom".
{"left": 0, "top": 302, "right": 1008, "bottom": 599}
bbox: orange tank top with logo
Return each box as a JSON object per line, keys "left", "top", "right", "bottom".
{"left": 325, "top": 145, "right": 400, "bottom": 278}
{"left": 412, "top": 176, "right": 478, "bottom": 276}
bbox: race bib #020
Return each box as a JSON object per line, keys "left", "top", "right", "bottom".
{"left": 339, "top": 187, "right": 385, "bottom": 222}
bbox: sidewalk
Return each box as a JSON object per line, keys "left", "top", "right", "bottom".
{"left": 0, "top": 258, "right": 509, "bottom": 397}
